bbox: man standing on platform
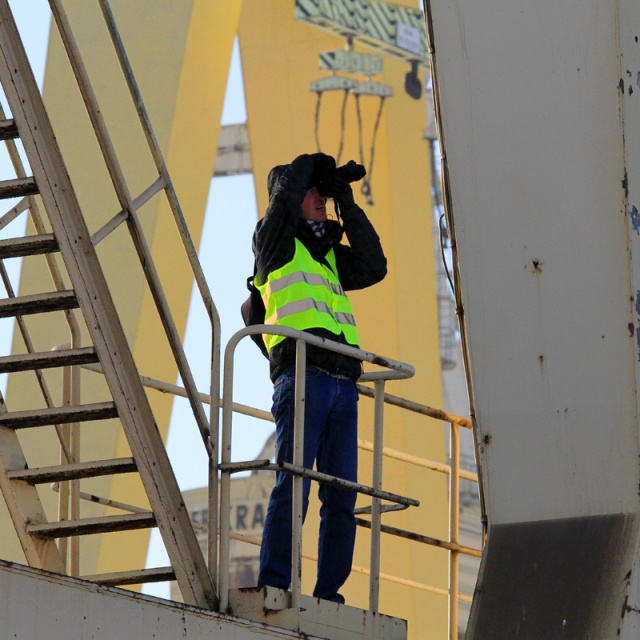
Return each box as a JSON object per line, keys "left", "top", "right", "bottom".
{"left": 253, "top": 152, "right": 387, "bottom": 603}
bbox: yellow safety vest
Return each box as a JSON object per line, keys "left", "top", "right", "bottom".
{"left": 256, "top": 239, "right": 360, "bottom": 353}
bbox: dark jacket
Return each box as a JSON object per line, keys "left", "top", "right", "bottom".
{"left": 253, "top": 155, "right": 387, "bottom": 382}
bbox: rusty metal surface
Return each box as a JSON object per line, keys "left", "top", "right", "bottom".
{"left": 356, "top": 383, "right": 471, "bottom": 428}
{"left": 466, "top": 514, "right": 637, "bottom": 639}
{"left": 425, "top": 0, "right": 639, "bottom": 523}
{"left": 425, "top": 0, "right": 640, "bottom": 635}
{"left": 0, "top": 176, "right": 38, "bottom": 199}
{"left": 0, "top": 560, "right": 306, "bottom": 640}
{"left": 354, "top": 518, "right": 482, "bottom": 559}
{"left": 229, "top": 585, "right": 407, "bottom": 640}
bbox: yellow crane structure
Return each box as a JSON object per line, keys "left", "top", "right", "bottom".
{"left": 0, "top": 1, "right": 479, "bottom": 638}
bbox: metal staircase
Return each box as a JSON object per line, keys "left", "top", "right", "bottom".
{"left": 0, "top": 2, "right": 214, "bottom": 609}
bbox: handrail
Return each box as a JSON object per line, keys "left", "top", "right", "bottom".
{"left": 81, "top": 359, "right": 478, "bottom": 483}
{"left": 216, "top": 530, "right": 477, "bottom": 602}
{"left": 80, "top": 341, "right": 479, "bottom": 629}
{"left": 80, "top": 361, "right": 274, "bottom": 423}
{"left": 47, "top": 0, "right": 223, "bottom": 589}
{"left": 47, "top": 0, "right": 213, "bottom": 454}
{"left": 89, "top": 0, "right": 223, "bottom": 585}
{"left": 356, "top": 382, "right": 472, "bottom": 428}
{"left": 219, "top": 324, "right": 417, "bottom": 613}
{"left": 82, "top": 343, "right": 479, "bottom": 629}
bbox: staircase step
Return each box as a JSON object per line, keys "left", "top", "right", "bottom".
{"left": 7, "top": 457, "right": 136, "bottom": 484}
{"left": 27, "top": 512, "right": 156, "bottom": 538}
{"left": 83, "top": 566, "right": 176, "bottom": 587}
{"left": 0, "top": 118, "right": 19, "bottom": 140}
{"left": 0, "top": 346, "right": 98, "bottom": 374}
{"left": 0, "top": 176, "right": 38, "bottom": 199}
{"left": 0, "top": 290, "right": 79, "bottom": 318}
{"left": 0, "top": 233, "right": 58, "bottom": 259}
{"left": 0, "top": 401, "right": 118, "bottom": 429}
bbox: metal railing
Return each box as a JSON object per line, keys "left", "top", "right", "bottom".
{"left": 0, "top": 3, "right": 484, "bottom": 632}
{"left": 78, "top": 331, "right": 482, "bottom": 637}
{"left": 45, "top": 0, "right": 223, "bottom": 581}
{"left": 218, "top": 324, "right": 418, "bottom": 613}
{"left": 355, "top": 381, "right": 478, "bottom": 639}
{"left": 1, "top": 0, "right": 222, "bottom": 583}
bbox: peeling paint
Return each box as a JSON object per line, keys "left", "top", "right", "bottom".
{"left": 630, "top": 205, "right": 640, "bottom": 233}
{"left": 371, "top": 355, "right": 391, "bottom": 367}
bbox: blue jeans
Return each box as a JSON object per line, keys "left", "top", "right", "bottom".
{"left": 258, "top": 366, "right": 358, "bottom": 603}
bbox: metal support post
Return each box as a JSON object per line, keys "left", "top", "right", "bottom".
{"left": 449, "top": 422, "right": 460, "bottom": 640}
{"left": 219, "top": 343, "right": 236, "bottom": 612}
{"left": 69, "top": 349, "right": 81, "bottom": 577}
{"left": 369, "top": 378, "right": 385, "bottom": 612}
{"left": 54, "top": 344, "right": 71, "bottom": 569}
{"left": 291, "top": 340, "right": 307, "bottom": 610}
{"left": 68, "top": 410, "right": 80, "bottom": 576}
{"left": 208, "top": 332, "right": 221, "bottom": 603}
{"left": 53, "top": 342, "right": 81, "bottom": 575}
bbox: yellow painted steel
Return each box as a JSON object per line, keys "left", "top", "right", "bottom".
{"left": 4, "top": 0, "right": 449, "bottom": 632}
{"left": 4, "top": 0, "right": 241, "bottom": 578}
{"left": 238, "top": 1, "right": 447, "bottom": 637}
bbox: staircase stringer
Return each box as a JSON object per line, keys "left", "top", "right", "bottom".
{"left": 0, "top": 392, "right": 65, "bottom": 572}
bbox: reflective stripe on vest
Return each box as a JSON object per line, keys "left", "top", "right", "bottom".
{"left": 256, "top": 239, "right": 359, "bottom": 353}
{"left": 267, "top": 271, "right": 345, "bottom": 297}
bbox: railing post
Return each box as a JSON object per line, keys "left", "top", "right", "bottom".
{"left": 291, "top": 340, "right": 306, "bottom": 610}
{"left": 207, "top": 455, "right": 218, "bottom": 600}
{"left": 218, "top": 343, "right": 236, "bottom": 612}
{"left": 449, "top": 422, "right": 460, "bottom": 640}
{"left": 69, "top": 359, "right": 81, "bottom": 577}
{"left": 220, "top": 326, "right": 416, "bottom": 614}
{"left": 53, "top": 342, "right": 81, "bottom": 575}
{"left": 53, "top": 344, "right": 71, "bottom": 570}
{"left": 369, "top": 378, "right": 385, "bottom": 612}
{"left": 208, "top": 333, "right": 221, "bottom": 605}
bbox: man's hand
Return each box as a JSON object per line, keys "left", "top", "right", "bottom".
{"left": 335, "top": 160, "right": 366, "bottom": 184}
{"left": 319, "top": 174, "right": 354, "bottom": 209}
